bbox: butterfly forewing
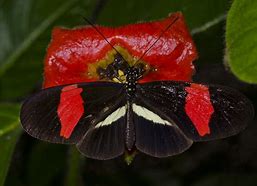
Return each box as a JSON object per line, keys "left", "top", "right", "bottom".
{"left": 207, "top": 85, "right": 254, "bottom": 139}
{"left": 136, "top": 81, "right": 254, "bottom": 142}
{"left": 20, "top": 82, "right": 125, "bottom": 145}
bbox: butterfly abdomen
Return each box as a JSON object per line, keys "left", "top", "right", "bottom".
{"left": 125, "top": 102, "right": 136, "bottom": 151}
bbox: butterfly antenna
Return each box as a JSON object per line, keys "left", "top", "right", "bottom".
{"left": 134, "top": 16, "right": 179, "bottom": 65}
{"left": 82, "top": 16, "right": 123, "bottom": 57}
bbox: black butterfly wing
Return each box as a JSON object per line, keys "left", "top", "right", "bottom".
{"left": 131, "top": 101, "right": 193, "bottom": 157}
{"left": 133, "top": 81, "right": 254, "bottom": 157}
{"left": 76, "top": 103, "right": 127, "bottom": 160}
{"left": 20, "top": 82, "right": 126, "bottom": 148}
{"left": 136, "top": 81, "right": 254, "bottom": 144}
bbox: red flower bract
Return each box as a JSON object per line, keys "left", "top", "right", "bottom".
{"left": 43, "top": 12, "right": 198, "bottom": 88}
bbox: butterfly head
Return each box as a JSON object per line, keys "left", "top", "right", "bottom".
{"left": 97, "top": 53, "right": 147, "bottom": 83}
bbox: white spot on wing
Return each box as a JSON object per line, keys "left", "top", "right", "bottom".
{"left": 95, "top": 105, "right": 126, "bottom": 128}
{"left": 132, "top": 104, "right": 173, "bottom": 126}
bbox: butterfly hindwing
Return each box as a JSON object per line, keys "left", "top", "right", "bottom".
{"left": 20, "top": 82, "right": 125, "bottom": 145}
{"left": 131, "top": 101, "right": 193, "bottom": 157}
{"left": 77, "top": 105, "right": 127, "bottom": 160}
{"left": 137, "top": 81, "right": 254, "bottom": 142}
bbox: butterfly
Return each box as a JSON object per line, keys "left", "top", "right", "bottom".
{"left": 20, "top": 13, "right": 254, "bottom": 160}
{"left": 20, "top": 52, "right": 254, "bottom": 160}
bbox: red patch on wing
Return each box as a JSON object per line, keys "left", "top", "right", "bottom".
{"left": 57, "top": 85, "right": 84, "bottom": 138}
{"left": 43, "top": 12, "right": 197, "bottom": 88}
{"left": 185, "top": 84, "right": 214, "bottom": 136}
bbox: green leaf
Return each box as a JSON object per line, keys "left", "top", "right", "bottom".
{"left": 226, "top": 0, "right": 257, "bottom": 83}
{"left": 0, "top": 0, "right": 96, "bottom": 100}
{"left": 0, "top": 103, "right": 21, "bottom": 186}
